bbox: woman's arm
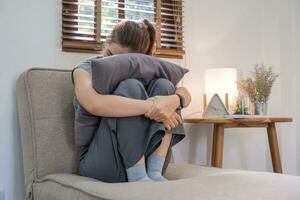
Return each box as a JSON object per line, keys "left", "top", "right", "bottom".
{"left": 175, "top": 87, "right": 192, "bottom": 108}
{"left": 73, "top": 69, "right": 181, "bottom": 118}
{"left": 74, "top": 69, "right": 154, "bottom": 117}
{"left": 144, "top": 86, "right": 192, "bottom": 123}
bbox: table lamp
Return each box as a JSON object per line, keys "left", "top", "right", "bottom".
{"left": 204, "top": 68, "right": 238, "bottom": 112}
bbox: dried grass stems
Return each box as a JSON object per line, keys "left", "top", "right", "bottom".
{"left": 238, "top": 64, "right": 278, "bottom": 103}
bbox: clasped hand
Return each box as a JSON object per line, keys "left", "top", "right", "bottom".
{"left": 144, "top": 95, "right": 182, "bottom": 130}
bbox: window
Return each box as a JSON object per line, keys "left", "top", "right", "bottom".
{"left": 62, "top": 0, "right": 184, "bottom": 58}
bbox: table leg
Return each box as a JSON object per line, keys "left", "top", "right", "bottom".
{"left": 267, "top": 123, "right": 282, "bottom": 173}
{"left": 211, "top": 124, "right": 217, "bottom": 166}
{"left": 212, "top": 124, "right": 224, "bottom": 168}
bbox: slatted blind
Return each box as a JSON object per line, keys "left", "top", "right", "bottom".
{"left": 62, "top": 0, "right": 184, "bottom": 58}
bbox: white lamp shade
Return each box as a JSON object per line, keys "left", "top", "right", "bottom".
{"left": 204, "top": 68, "right": 238, "bottom": 107}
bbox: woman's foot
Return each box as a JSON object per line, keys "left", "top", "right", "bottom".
{"left": 126, "top": 163, "right": 153, "bottom": 182}
{"left": 146, "top": 153, "right": 168, "bottom": 181}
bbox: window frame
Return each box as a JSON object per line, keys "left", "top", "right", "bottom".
{"left": 62, "top": 0, "right": 184, "bottom": 59}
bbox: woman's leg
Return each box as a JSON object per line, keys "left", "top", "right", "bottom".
{"left": 80, "top": 78, "right": 167, "bottom": 183}
{"left": 153, "top": 130, "right": 172, "bottom": 157}
{"left": 80, "top": 78, "right": 183, "bottom": 183}
{"left": 112, "top": 78, "right": 167, "bottom": 182}
{"left": 145, "top": 78, "right": 176, "bottom": 181}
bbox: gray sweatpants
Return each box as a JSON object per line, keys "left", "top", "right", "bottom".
{"left": 79, "top": 78, "right": 185, "bottom": 183}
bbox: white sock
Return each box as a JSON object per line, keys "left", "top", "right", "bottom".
{"left": 146, "top": 154, "right": 168, "bottom": 181}
{"left": 126, "top": 163, "right": 153, "bottom": 182}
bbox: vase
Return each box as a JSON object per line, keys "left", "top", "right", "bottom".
{"left": 255, "top": 101, "right": 268, "bottom": 115}
{"left": 249, "top": 101, "right": 256, "bottom": 115}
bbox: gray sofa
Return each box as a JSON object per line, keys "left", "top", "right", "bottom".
{"left": 16, "top": 68, "right": 300, "bottom": 200}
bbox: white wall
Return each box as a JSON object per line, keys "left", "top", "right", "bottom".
{"left": 175, "top": 0, "right": 269, "bottom": 171}
{"left": 0, "top": 0, "right": 299, "bottom": 199}
{"left": 173, "top": 0, "right": 300, "bottom": 175}
{"left": 0, "top": 0, "right": 94, "bottom": 199}
{"left": 294, "top": 0, "right": 300, "bottom": 175}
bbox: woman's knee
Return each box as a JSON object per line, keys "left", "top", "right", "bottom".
{"left": 113, "top": 79, "right": 147, "bottom": 99}
{"left": 148, "top": 78, "right": 175, "bottom": 96}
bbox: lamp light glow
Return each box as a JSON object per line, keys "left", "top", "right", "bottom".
{"left": 204, "top": 68, "right": 238, "bottom": 112}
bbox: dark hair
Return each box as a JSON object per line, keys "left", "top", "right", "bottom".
{"left": 104, "top": 19, "right": 156, "bottom": 56}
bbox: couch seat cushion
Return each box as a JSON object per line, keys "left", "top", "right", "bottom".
{"left": 34, "top": 163, "right": 300, "bottom": 200}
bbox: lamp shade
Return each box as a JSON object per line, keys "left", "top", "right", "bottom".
{"left": 204, "top": 68, "right": 237, "bottom": 108}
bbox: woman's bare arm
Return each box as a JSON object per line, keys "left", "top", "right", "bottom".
{"left": 145, "top": 86, "right": 192, "bottom": 123}
{"left": 73, "top": 69, "right": 155, "bottom": 117}
{"left": 175, "top": 87, "right": 192, "bottom": 108}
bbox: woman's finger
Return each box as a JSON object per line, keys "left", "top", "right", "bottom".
{"left": 168, "top": 118, "right": 176, "bottom": 129}
{"left": 171, "top": 117, "right": 178, "bottom": 127}
{"left": 153, "top": 114, "right": 162, "bottom": 121}
{"left": 155, "top": 110, "right": 175, "bottom": 123}
{"left": 166, "top": 125, "right": 171, "bottom": 130}
{"left": 154, "top": 117, "right": 164, "bottom": 122}
{"left": 174, "top": 113, "right": 182, "bottom": 124}
{"left": 153, "top": 108, "right": 170, "bottom": 121}
{"left": 164, "top": 121, "right": 171, "bottom": 130}
{"left": 154, "top": 116, "right": 164, "bottom": 122}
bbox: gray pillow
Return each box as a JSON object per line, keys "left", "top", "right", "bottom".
{"left": 74, "top": 53, "right": 188, "bottom": 146}
{"left": 91, "top": 53, "right": 189, "bottom": 94}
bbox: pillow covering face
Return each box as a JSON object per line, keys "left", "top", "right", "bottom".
{"left": 74, "top": 53, "right": 189, "bottom": 146}
{"left": 91, "top": 53, "right": 189, "bottom": 94}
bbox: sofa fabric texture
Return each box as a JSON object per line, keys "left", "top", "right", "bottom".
{"left": 34, "top": 163, "right": 300, "bottom": 200}
{"left": 16, "top": 68, "right": 79, "bottom": 199}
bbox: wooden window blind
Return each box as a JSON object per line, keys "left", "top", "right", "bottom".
{"left": 62, "top": 0, "right": 184, "bottom": 58}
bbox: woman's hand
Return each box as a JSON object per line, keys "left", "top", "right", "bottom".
{"left": 175, "top": 87, "right": 192, "bottom": 108}
{"left": 144, "top": 95, "right": 180, "bottom": 121}
{"left": 163, "top": 111, "right": 182, "bottom": 130}
{"left": 144, "top": 95, "right": 182, "bottom": 130}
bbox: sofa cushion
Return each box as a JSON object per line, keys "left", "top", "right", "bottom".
{"left": 34, "top": 163, "right": 300, "bottom": 200}
{"left": 16, "top": 68, "right": 79, "bottom": 198}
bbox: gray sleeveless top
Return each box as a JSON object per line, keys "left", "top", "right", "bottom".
{"left": 72, "top": 55, "right": 103, "bottom": 109}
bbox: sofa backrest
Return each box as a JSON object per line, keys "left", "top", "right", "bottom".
{"left": 16, "top": 68, "right": 78, "bottom": 192}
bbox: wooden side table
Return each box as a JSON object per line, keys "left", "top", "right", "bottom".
{"left": 183, "top": 115, "right": 293, "bottom": 173}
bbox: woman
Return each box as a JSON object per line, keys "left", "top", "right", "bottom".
{"left": 72, "top": 19, "right": 191, "bottom": 183}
